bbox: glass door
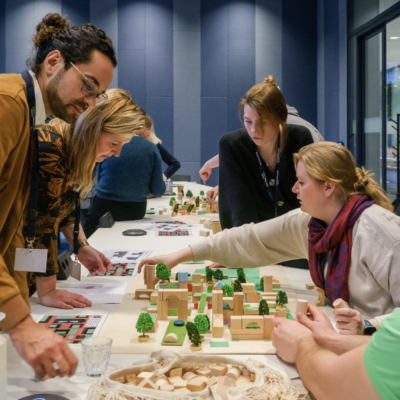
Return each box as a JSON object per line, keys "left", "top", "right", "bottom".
{"left": 363, "top": 30, "right": 385, "bottom": 190}
{"left": 386, "top": 16, "right": 400, "bottom": 200}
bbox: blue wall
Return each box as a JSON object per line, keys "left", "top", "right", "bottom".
{"left": 0, "top": 0, "right": 338, "bottom": 187}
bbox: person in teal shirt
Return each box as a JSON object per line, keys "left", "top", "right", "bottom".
{"left": 272, "top": 305, "right": 400, "bottom": 400}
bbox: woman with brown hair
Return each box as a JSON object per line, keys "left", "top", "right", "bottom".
{"left": 219, "top": 77, "right": 317, "bottom": 234}
{"left": 27, "top": 88, "right": 146, "bottom": 309}
{"left": 138, "top": 142, "right": 400, "bottom": 324}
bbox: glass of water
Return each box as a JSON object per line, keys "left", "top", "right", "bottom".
{"left": 81, "top": 336, "right": 113, "bottom": 377}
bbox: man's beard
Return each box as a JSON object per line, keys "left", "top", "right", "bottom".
{"left": 46, "top": 70, "right": 87, "bottom": 124}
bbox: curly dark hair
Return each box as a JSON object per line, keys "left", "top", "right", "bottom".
{"left": 27, "top": 13, "right": 117, "bottom": 73}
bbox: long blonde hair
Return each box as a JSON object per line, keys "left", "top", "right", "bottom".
{"left": 239, "top": 76, "right": 288, "bottom": 154}
{"left": 49, "top": 88, "right": 146, "bottom": 197}
{"left": 293, "top": 142, "right": 394, "bottom": 212}
{"left": 140, "top": 113, "right": 162, "bottom": 145}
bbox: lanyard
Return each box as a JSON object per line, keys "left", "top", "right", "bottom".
{"left": 255, "top": 138, "right": 281, "bottom": 217}
{"left": 21, "top": 70, "right": 38, "bottom": 249}
{"left": 73, "top": 192, "right": 81, "bottom": 255}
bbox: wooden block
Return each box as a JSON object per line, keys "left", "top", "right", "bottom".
{"left": 306, "top": 283, "right": 315, "bottom": 290}
{"left": 241, "top": 283, "right": 256, "bottom": 293}
{"left": 212, "top": 313, "right": 224, "bottom": 338}
{"left": 246, "top": 293, "right": 260, "bottom": 303}
{"left": 212, "top": 290, "right": 223, "bottom": 314}
{"left": 200, "top": 230, "right": 210, "bottom": 237}
{"left": 178, "top": 300, "right": 188, "bottom": 321}
{"left": 138, "top": 378, "right": 158, "bottom": 390}
{"left": 206, "top": 205, "right": 211, "bottom": 214}
{"left": 125, "top": 373, "right": 137, "bottom": 383}
{"left": 296, "top": 299, "right": 308, "bottom": 315}
{"left": 187, "top": 378, "right": 207, "bottom": 392}
{"left": 137, "top": 371, "right": 155, "bottom": 382}
{"left": 163, "top": 289, "right": 183, "bottom": 301}
{"left": 174, "top": 388, "right": 191, "bottom": 393}
{"left": 164, "top": 333, "right": 178, "bottom": 343}
{"left": 169, "top": 367, "right": 182, "bottom": 377}
{"left": 263, "top": 276, "right": 273, "bottom": 292}
{"left": 230, "top": 316, "right": 242, "bottom": 330}
{"left": 173, "top": 379, "right": 187, "bottom": 388}
{"left": 163, "top": 208, "right": 167, "bottom": 212}
{"left": 183, "top": 372, "right": 198, "bottom": 381}
{"left": 159, "top": 210, "right": 163, "bottom": 215}
{"left": 178, "top": 193, "right": 183, "bottom": 201}
{"left": 233, "top": 292, "right": 244, "bottom": 316}
{"left": 192, "top": 273, "right": 202, "bottom": 283}
{"left": 250, "top": 374, "right": 255, "bottom": 382}
{"left": 208, "top": 376, "right": 218, "bottom": 386}
{"left": 171, "top": 212, "right": 177, "bottom": 217}
{"left": 241, "top": 315, "right": 263, "bottom": 329}
{"left": 150, "top": 290, "right": 158, "bottom": 305}
{"left": 178, "top": 281, "right": 187, "bottom": 289}
{"left": 235, "top": 376, "right": 250, "bottom": 386}
{"left": 181, "top": 289, "right": 188, "bottom": 301}
{"left": 168, "top": 376, "right": 183, "bottom": 385}
{"left": 160, "top": 385, "right": 174, "bottom": 391}
{"left": 314, "top": 287, "right": 326, "bottom": 306}
{"left": 197, "top": 368, "right": 211, "bottom": 377}
{"left": 200, "top": 218, "right": 206, "bottom": 223}
{"left": 264, "top": 315, "right": 274, "bottom": 340}
{"left": 242, "top": 368, "right": 251, "bottom": 377}
{"left": 212, "top": 221, "right": 222, "bottom": 235}
{"left": 210, "top": 365, "right": 228, "bottom": 377}
{"left": 135, "top": 288, "right": 153, "bottom": 300}
{"left": 333, "top": 298, "right": 349, "bottom": 309}
{"left": 193, "top": 376, "right": 208, "bottom": 383}
{"left": 157, "top": 300, "right": 168, "bottom": 320}
{"left": 261, "top": 291, "right": 276, "bottom": 297}
{"left": 226, "top": 367, "right": 241, "bottom": 381}
{"left": 156, "top": 379, "right": 169, "bottom": 386}
{"left": 114, "top": 376, "right": 126, "bottom": 383}
{"left": 276, "top": 310, "right": 287, "bottom": 318}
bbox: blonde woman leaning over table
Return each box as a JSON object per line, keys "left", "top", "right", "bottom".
{"left": 139, "top": 142, "right": 400, "bottom": 324}
{"left": 26, "top": 89, "right": 146, "bottom": 310}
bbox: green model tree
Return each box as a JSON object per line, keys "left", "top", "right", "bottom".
{"left": 186, "top": 189, "right": 193, "bottom": 198}
{"left": 181, "top": 189, "right": 184, "bottom": 196}
{"left": 237, "top": 268, "right": 246, "bottom": 283}
{"left": 184, "top": 201, "right": 187, "bottom": 205}
{"left": 194, "top": 315, "right": 209, "bottom": 336}
{"left": 205, "top": 267, "right": 214, "bottom": 283}
{"left": 260, "top": 277, "right": 264, "bottom": 291}
{"left": 200, "top": 190, "right": 205, "bottom": 196}
{"left": 136, "top": 313, "right": 154, "bottom": 338}
{"left": 233, "top": 279, "right": 243, "bottom": 292}
{"left": 173, "top": 203, "right": 179, "bottom": 213}
{"left": 213, "top": 269, "right": 224, "bottom": 281}
{"left": 196, "top": 196, "right": 200, "bottom": 207}
{"left": 156, "top": 263, "right": 171, "bottom": 283}
{"left": 258, "top": 299, "right": 270, "bottom": 315}
{"left": 186, "top": 322, "right": 202, "bottom": 347}
{"left": 204, "top": 315, "right": 211, "bottom": 331}
{"left": 187, "top": 204, "right": 194, "bottom": 213}
{"left": 169, "top": 197, "right": 176, "bottom": 206}
{"left": 276, "top": 291, "right": 288, "bottom": 308}
{"left": 222, "top": 284, "right": 234, "bottom": 297}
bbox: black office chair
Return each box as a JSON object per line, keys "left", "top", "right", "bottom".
{"left": 170, "top": 174, "right": 191, "bottom": 182}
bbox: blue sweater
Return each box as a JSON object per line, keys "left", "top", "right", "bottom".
{"left": 96, "top": 136, "right": 166, "bottom": 202}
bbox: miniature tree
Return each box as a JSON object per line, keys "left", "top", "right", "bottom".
{"left": 187, "top": 204, "right": 194, "bottom": 213}
{"left": 237, "top": 268, "right": 246, "bottom": 283}
{"left": 276, "top": 291, "right": 288, "bottom": 308}
{"left": 260, "top": 277, "right": 264, "bottom": 291}
{"left": 194, "top": 315, "right": 209, "bottom": 337}
{"left": 184, "top": 201, "right": 187, "bottom": 205}
{"left": 200, "top": 190, "right": 205, "bottom": 196}
{"left": 186, "top": 322, "right": 202, "bottom": 347}
{"left": 186, "top": 189, "right": 193, "bottom": 198}
{"left": 136, "top": 313, "right": 154, "bottom": 338}
{"left": 181, "top": 189, "right": 184, "bottom": 196}
{"left": 213, "top": 269, "right": 224, "bottom": 281}
{"left": 205, "top": 267, "right": 214, "bottom": 283}
{"left": 173, "top": 203, "right": 179, "bottom": 213}
{"left": 258, "top": 299, "right": 270, "bottom": 316}
{"left": 169, "top": 197, "right": 176, "bottom": 206}
{"left": 196, "top": 196, "right": 200, "bottom": 207}
{"left": 222, "top": 284, "right": 234, "bottom": 297}
{"left": 204, "top": 315, "right": 211, "bottom": 331}
{"left": 233, "top": 279, "right": 243, "bottom": 292}
{"left": 156, "top": 263, "right": 171, "bottom": 283}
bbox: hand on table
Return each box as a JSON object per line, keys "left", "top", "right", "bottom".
{"left": 40, "top": 289, "right": 92, "bottom": 310}
{"left": 272, "top": 318, "right": 314, "bottom": 363}
{"left": 332, "top": 308, "right": 365, "bottom": 335}
{"left": 9, "top": 316, "right": 78, "bottom": 379}
{"left": 78, "top": 245, "right": 112, "bottom": 275}
{"left": 206, "top": 185, "right": 219, "bottom": 205}
{"left": 199, "top": 166, "right": 212, "bottom": 184}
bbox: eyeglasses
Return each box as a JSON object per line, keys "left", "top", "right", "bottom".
{"left": 69, "top": 61, "right": 108, "bottom": 104}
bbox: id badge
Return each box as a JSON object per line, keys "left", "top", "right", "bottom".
{"left": 71, "top": 259, "right": 82, "bottom": 281}
{"left": 14, "top": 248, "right": 48, "bottom": 273}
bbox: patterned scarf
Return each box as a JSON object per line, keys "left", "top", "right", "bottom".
{"left": 308, "top": 195, "right": 374, "bottom": 303}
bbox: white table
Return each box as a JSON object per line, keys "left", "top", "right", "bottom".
{"left": 5, "top": 182, "right": 327, "bottom": 399}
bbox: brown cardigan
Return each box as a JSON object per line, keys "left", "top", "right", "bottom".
{"left": 0, "top": 74, "right": 33, "bottom": 332}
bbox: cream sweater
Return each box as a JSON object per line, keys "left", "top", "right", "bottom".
{"left": 191, "top": 205, "right": 400, "bottom": 320}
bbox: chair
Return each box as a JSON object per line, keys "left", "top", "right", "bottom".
{"left": 170, "top": 174, "right": 191, "bottom": 182}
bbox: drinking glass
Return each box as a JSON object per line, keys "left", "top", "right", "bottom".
{"left": 81, "top": 336, "right": 112, "bottom": 377}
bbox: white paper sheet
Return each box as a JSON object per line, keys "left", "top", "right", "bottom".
{"left": 101, "top": 249, "right": 153, "bottom": 264}
{"left": 66, "top": 282, "right": 128, "bottom": 304}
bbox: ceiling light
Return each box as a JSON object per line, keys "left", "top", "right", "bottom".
{"left": 390, "top": 36, "right": 400, "bottom": 39}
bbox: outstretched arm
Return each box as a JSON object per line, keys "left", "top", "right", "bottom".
{"left": 199, "top": 155, "right": 219, "bottom": 184}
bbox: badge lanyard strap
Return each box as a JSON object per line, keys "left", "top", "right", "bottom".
{"left": 73, "top": 192, "right": 81, "bottom": 256}
{"left": 255, "top": 139, "right": 281, "bottom": 217}
{"left": 21, "top": 70, "right": 38, "bottom": 249}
